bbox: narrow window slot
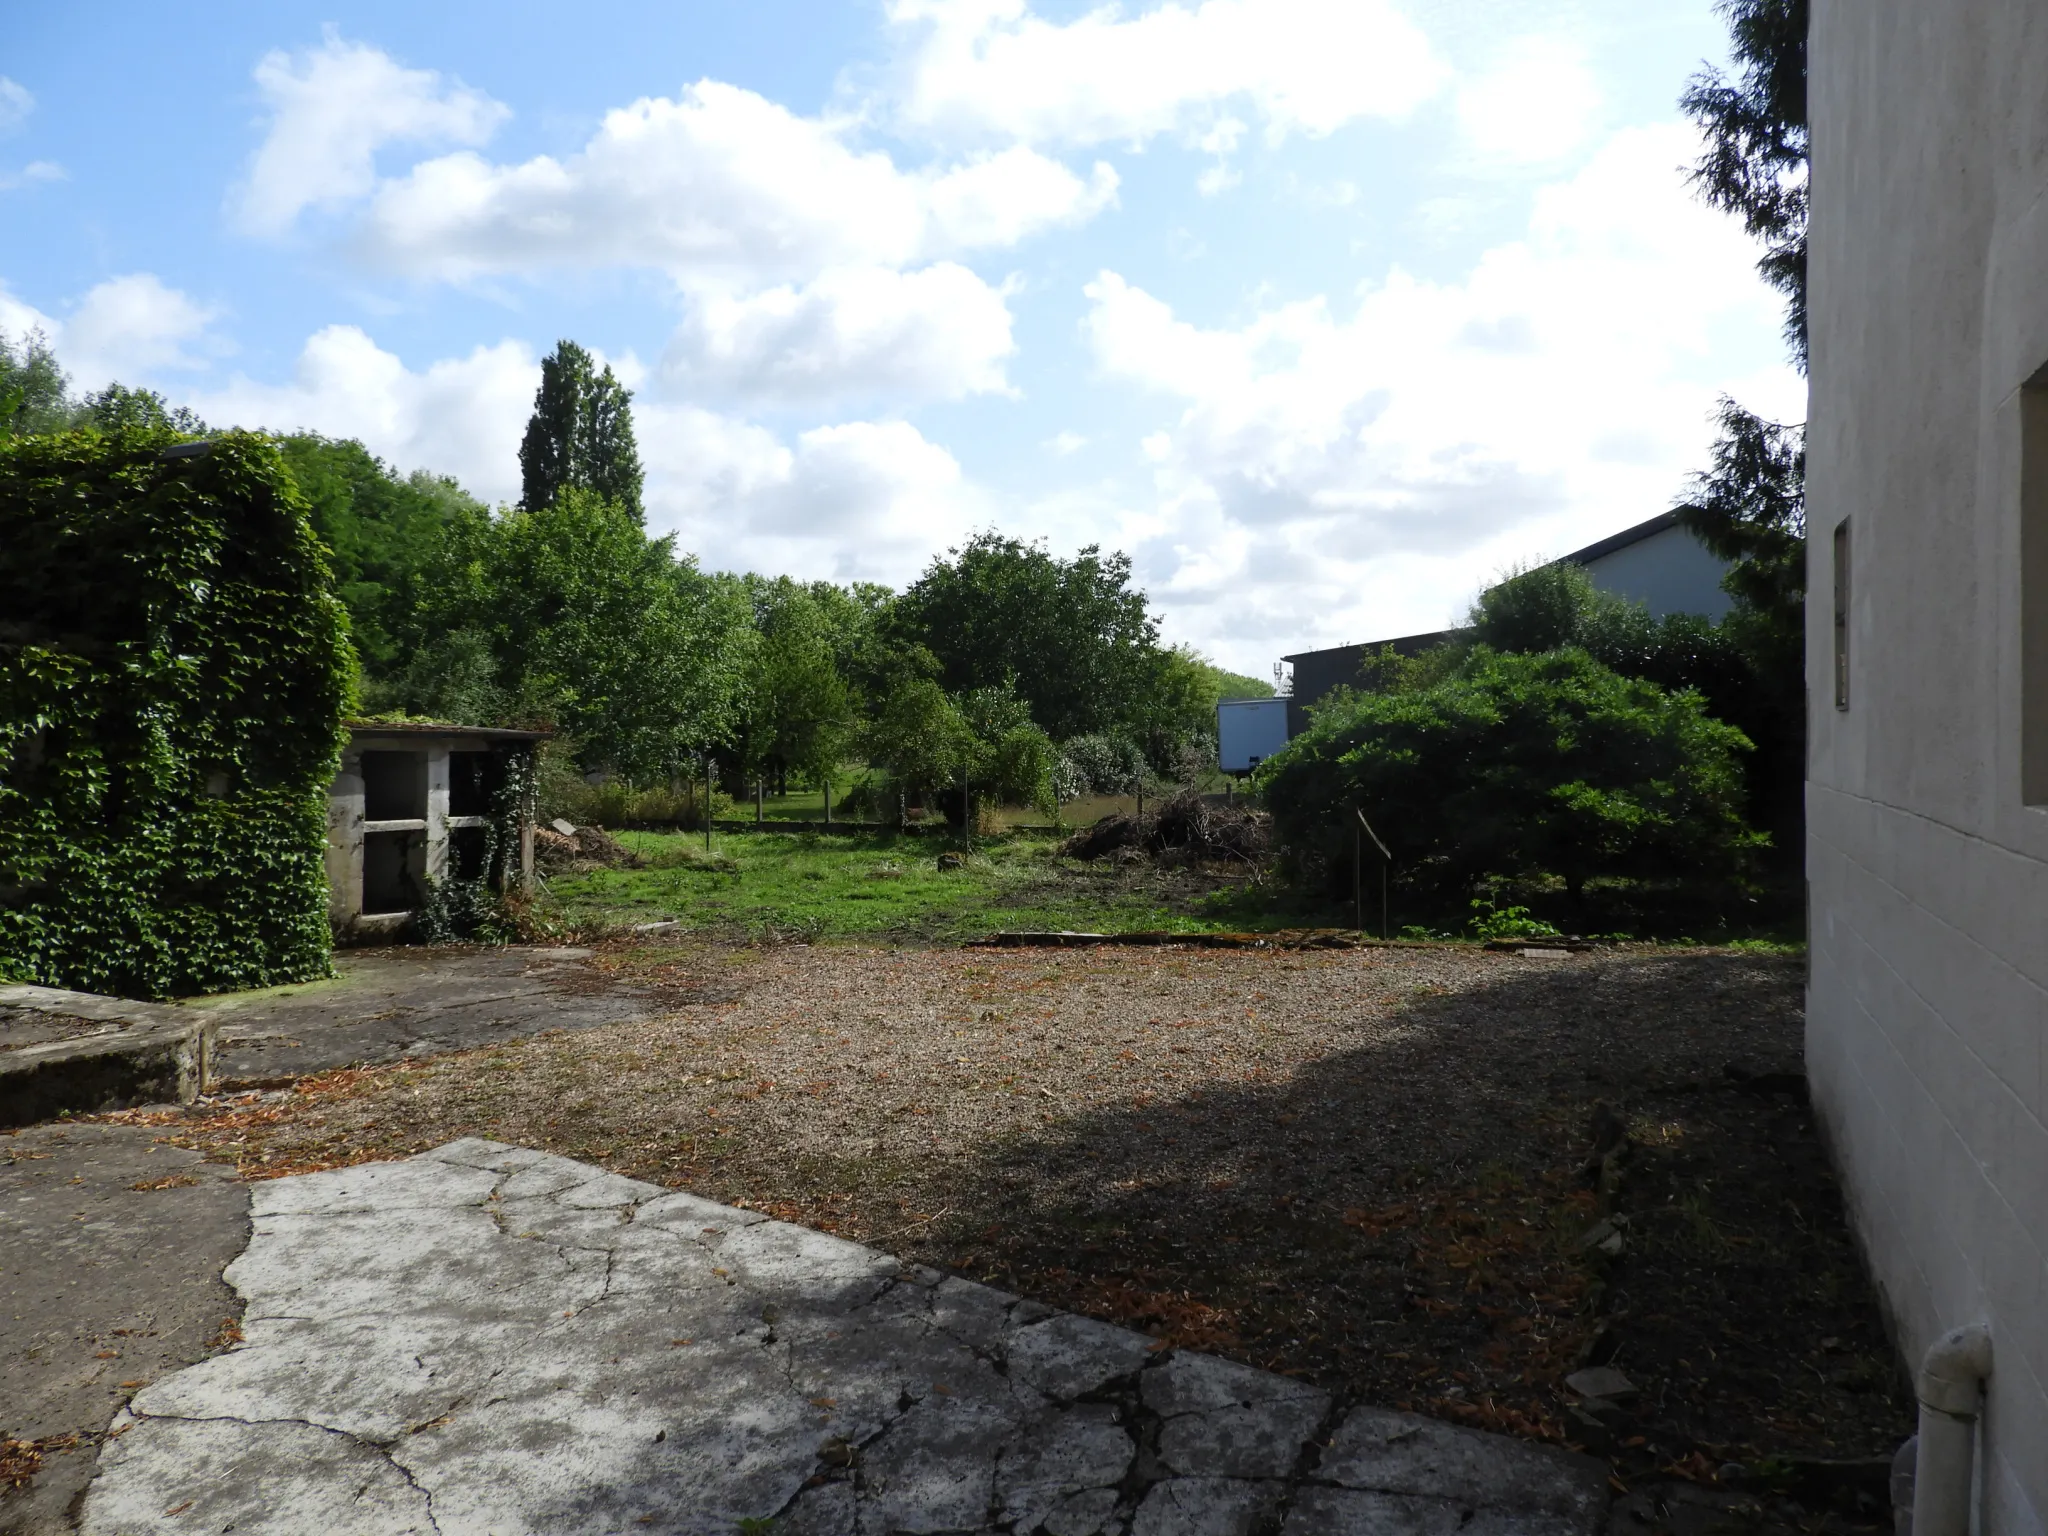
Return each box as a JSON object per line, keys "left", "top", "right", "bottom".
{"left": 2025, "top": 371, "right": 2048, "bottom": 804}
{"left": 1833, "top": 519, "right": 1851, "bottom": 711}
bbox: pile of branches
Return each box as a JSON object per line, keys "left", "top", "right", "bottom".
{"left": 1060, "top": 790, "right": 1269, "bottom": 866}
{"left": 534, "top": 823, "right": 645, "bottom": 876}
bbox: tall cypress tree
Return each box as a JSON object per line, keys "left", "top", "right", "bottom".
{"left": 518, "top": 340, "right": 645, "bottom": 522}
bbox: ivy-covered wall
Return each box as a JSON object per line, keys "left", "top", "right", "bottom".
{"left": 0, "top": 429, "right": 353, "bottom": 998}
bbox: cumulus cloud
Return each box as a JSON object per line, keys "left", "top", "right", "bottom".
{"left": 129, "top": 307, "right": 995, "bottom": 587}
{"left": 186, "top": 325, "right": 538, "bottom": 501}
{"left": 1087, "top": 124, "right": 1799, "bottom": 654}
{"left": 0, "top": 282, "right": 55, "bottom": 341}
{"left": 234, "top": 33, "right": 508, "bottom": 238}
{"left": 62, "top": 274, "right": 220, "bottom": 382}
{"left": 661, "top": 263, "right": 1015, "bottom": 406}
{"left": 0, "top": 78, "right": 32, "bottom": 133}
{"left": 889, "top": 0, "right": 1445, "bottom": 147}
{"left": 0, "top": 274, "right": 219, "bottom": 387}
{"left": 360, "top": 79, "right": 1115, "bottom": 284}
{"left": 1455, "top": 37, "right": 1602, "bottom": 166}
{"left": 639, "top": 404, "right": 990, "bottom": 583}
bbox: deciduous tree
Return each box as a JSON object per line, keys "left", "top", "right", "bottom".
{"left": 891, "top": 534, "right": 1155, "bottom": 743}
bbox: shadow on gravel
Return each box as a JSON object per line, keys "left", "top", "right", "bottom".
{"left": 885, "top": 952, "right": 1910, "bottom": 1525}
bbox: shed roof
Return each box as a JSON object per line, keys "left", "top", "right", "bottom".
{"left": 1281, "top": 629, "right": 1451, "bottom": 666}
{"left": 1558, "top": 510, "right": 1685, "bottom": 568}
{"left": 345, "top": 720, "right": 550, "bottom": 743}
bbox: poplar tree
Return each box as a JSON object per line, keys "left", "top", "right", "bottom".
{"left": 517, "top": 340, "right": 645, "bottom": 521}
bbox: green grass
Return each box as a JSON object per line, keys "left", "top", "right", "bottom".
{"left": 546, "top": 828, "right": 1288, "bottom": 941}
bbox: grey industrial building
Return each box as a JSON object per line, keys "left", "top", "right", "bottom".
{"left": 1280, "top": 510, "right": 1732, "bottom": 734}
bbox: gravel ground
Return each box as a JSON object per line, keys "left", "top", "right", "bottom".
{"left": 107, "top": 939, "right": 1911, "bottom": 1516}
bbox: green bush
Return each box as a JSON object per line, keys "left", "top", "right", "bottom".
{"left": 1257, "top": 647, "right": 1762, "bottom": 913}
{"left": 0, "top": 429, "right": 353, "bottom": 997}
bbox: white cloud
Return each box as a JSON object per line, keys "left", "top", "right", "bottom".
{"left": 639, "top": 405, "right": 989, "bottom": 583}
{"left": 662, "top": 263, "right": 1015, "bottom": 406}
{"left": 889, "top": 0, "right": 1446, "bottom": 147}
{"left": 1, "top": 274, "right": 219, "bottom": 386}
{"left": 0, "top": 160, "right": 64, "bottom": 191}
{"left": 0, "top": 283, "right": 55, "bottom": 341}
{"left": 1046, "top": 430, "right": 1087, "bottom": 456}
{"left": 1086, "top": 123, "right": 1800, "bottom": 657}
{"left": 361, "top": 79, "right": 1116, "bottom": 284}
{"left": 0, "top": 78, "right": 31, "bottom": 133}
{"left": 1455, "top": 37, "right": 1602, "bottom": 165}
{"left": 62, "top": 274, "right": 220, "bottom": 382}
{"left": 234, "top": 34, "right": 508, "bottom": 238}
{"left": 155, "top": 311, "right": 992, "bottom": 585}
{"left": 187, "top": 325, "right": 538, "bottom": 501}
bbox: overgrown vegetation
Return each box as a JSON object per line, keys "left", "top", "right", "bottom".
{"left": 0, "top": 428, "right": 352, "bottom": 996}
{"left": 544, "top": 828, "right": 1264, "bottom": 941}
{"left": 1259, "top": 647, "right": 1762, "bottom": 932}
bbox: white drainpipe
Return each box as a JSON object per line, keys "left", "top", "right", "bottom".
{"left": 1911, "top": 1324, "right": 1992, "bottom": 1536}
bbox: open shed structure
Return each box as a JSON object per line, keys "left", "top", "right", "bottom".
{"left": 326, "top": 723, "right": 546, "bottom": 941}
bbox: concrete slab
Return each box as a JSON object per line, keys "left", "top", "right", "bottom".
{"left": 177, "top": 946, "right": 673, "bottom": 1085}
{"left": 0, "top": 1124, "right": 249, "bottom": 1536}
{"left": 81, "top": 1140, "right": 1608, "bottom": 1535}
{"left": 0, "top": 989, "right": 217, "bottom": 1129}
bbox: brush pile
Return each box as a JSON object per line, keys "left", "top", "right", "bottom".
{"left": 534, "top": 823, "right": 645, "bottom": 876}
{"left": 1060, "top": 789, "right": 1269, "bottom": 866}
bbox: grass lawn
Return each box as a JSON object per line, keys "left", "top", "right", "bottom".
{"left": 546, "top": 828, "right": 1299, "bottom": 940}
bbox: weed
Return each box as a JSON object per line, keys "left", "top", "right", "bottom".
{"left": 1465, "top": 899, "right": 1562, "bottom": 941}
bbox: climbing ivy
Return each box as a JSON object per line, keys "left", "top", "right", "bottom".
{"left": 414, "top": 746, "right": 539, "bottom": 944}
{"left": 0, "top": 428, "right": 354, "bottom": 998}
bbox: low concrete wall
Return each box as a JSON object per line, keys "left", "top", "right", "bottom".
{"left": 0, "top": 985, "right": 218, "bottom": 1128}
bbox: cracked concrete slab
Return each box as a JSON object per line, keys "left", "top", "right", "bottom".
{"left": 176, "top": 946, "right": 675, "bottom": 1086}
{"left": 0, "top": 1124, "right": 248, "bottom": 1536}
{"left": 81, "top": 1140, "right": 1608, "bottom": 1535}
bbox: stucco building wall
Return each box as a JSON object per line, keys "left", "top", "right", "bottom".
{"left": 1807, "top": 3, "right": 2048, "bottom": 1530}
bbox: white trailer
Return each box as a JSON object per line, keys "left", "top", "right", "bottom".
{"left": 1216, "top": 696, "right": 1290, "bottom": 774}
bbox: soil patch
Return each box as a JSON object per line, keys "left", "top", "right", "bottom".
{"left": 99, "top": 941, "right": 1907, "bottom": 1526}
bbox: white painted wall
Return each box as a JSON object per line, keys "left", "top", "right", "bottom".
{"left": 1807, "top": 4, "right": 2048, "bottom": 1530}
{"left": 1581, "top": 524, "right": 1733, "bottom": 620}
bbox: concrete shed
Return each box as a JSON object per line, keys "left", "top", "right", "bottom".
{"left": 326, "top": 723, "right": 546, "bottom": 941}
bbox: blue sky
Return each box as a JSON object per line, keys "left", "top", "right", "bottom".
{"left": 2, "top": 0, "right": 1800, "bottom": 678}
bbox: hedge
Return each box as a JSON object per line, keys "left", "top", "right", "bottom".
{"left": 0, "top": 428, "right": 353, "bottom": 998}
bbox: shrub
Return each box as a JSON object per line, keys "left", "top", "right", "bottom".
{"left": 1257, "top": 647, "right": 1762, "bottom": 911}
{"left": 0, "top": 429, "right": 353, "bottom": 997}
{"left": 1057, "top": 733, "right": 1145, "bottom": 796}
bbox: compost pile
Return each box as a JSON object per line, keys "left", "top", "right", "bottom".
{"left": 1061, "top": 790, "right": 1269, "bottom": 866}
{"left": 534, "top": 824, "right": 644, "bottom": 876}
